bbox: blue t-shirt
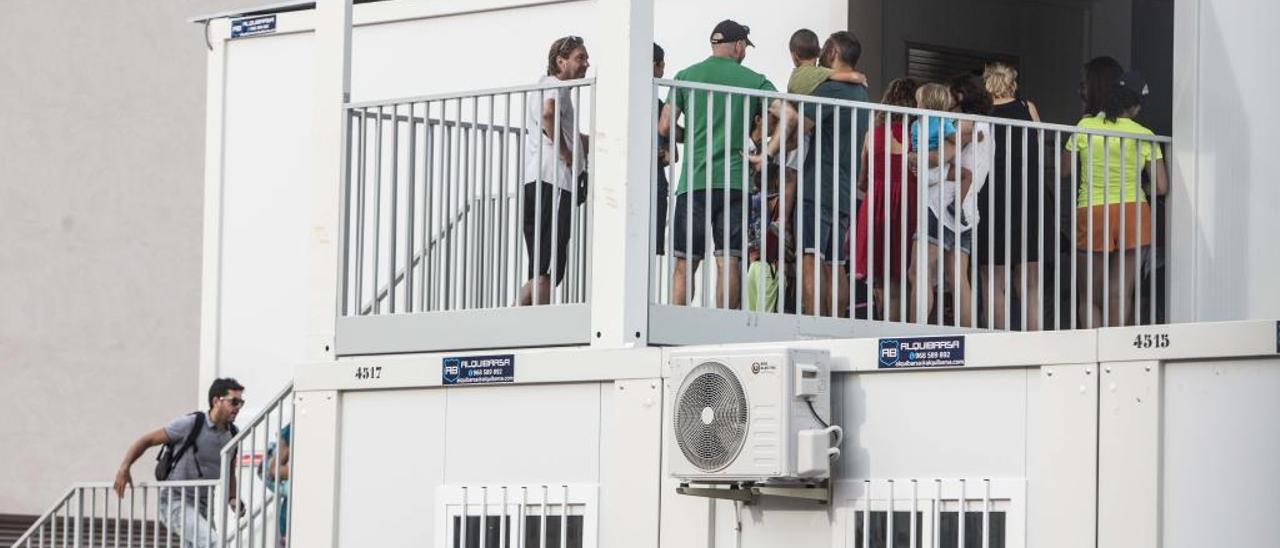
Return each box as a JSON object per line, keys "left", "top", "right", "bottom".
{"left": 910, "top": 118, "right": 957, "bottom": 151}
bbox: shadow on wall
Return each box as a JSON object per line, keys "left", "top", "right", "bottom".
{"left": 833, "top": 369, "right": 869, "bottom": 480}
{"left": 1195, "top": 4, "right": 1249, "bottom": 319}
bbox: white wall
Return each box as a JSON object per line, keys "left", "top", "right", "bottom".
{"left": 336, "top": 383, "right": 605, "bottom": 547}
{"left": 1162, "top": 358, "right": 1280, "bottom": 548}
{"left": 207, "top": 0, "right": 847, "bottom": 398}
{"left": 0, "top": 0, "right": 270, "bottom": 516}
{"left": 343, "top": 0, "right": 844, "bottom": 103}
{"left": 1172, "top": 0, "right": 1280, "bottom": 322}
{"left": 216, "top": 30, "right": 318, "bottom": 422}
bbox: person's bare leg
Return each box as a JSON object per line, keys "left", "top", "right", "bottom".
{"left": 519, "top": 275, "right": 552, "bottom": 306}
{"left": 835, "top": 266, "right": 850, "bottom": 318}
{"left": 944, "top": 250, "right": 974, "bottom": 327}
{"left": 715, "top": 255, "right": 742, "bottom": 309}
{"left": 1077, "top": 251, "right": 1106, "bottom": 328}
{"left": 815, "top": 260, "right": 837, "bottom": 317}
{"left": 1107, "top": 250, "right": 1139, "bottom": 326}
{"left": 800, "top": 254, "right": 819, "bottom": 316}
{"left": 907, "top": 241, "right": 940, "bottom": 323}
{"left": 884, "top": 281, "right": 902, "bottom": 322}
{"left": 981, "top": 266, "right": 1007, "bottom": 330}
{"left": 671, "top": 258, "right": 698, "bottom": 306}
{"left": 536, "top": 276, "right": 553, "bottom": 305}
{"left": 1018, "top": 262, "right": 1042, "bottom": 331}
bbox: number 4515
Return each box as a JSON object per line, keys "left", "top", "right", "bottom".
{"left": 1132, "top": 333, "right": 1170, "bottom": 349}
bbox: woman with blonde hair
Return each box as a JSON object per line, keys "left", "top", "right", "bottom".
{"left": 977, "top": 62, "right": 1044, "bottom": 330}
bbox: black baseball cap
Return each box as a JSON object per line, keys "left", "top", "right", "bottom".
{"left": 1118, "top": 71, "right": 1150, "bottom": 97}
{"left": 710, "top": 20, "right": 753, "bottom": 47}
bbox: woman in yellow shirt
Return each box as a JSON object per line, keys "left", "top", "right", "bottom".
{"left": 1064, "top": 69, "right": 1168, "bottom": 328}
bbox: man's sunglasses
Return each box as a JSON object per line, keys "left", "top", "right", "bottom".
{"left": 221, "top": 397, "right": 246, "bottom": 408}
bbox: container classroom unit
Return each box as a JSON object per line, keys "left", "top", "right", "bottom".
{"left": 42, "top": 0, "right": 1267, "bottom": 547}
{"left": 287, "top": 320, "right": 1280, "bottom": 548}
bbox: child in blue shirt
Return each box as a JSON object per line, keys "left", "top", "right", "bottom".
{"left": 909, "top": 83, "right": 958, "bottom": 157}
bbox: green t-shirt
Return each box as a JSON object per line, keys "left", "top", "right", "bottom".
{"left": 1065, "top": 114, "right": 1165, "bottom": 207}
{"left": 787, "top": 64, "right": 833, "bottom": 95}
{"left": 800, "top": 80, "right": 871, "bottom": 221}
{"left": 669, "top": 56, "right": 777, "bottom": 194}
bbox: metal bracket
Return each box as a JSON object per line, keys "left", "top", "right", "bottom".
{"left": 676, "top": 481, "right": 832, "bottom": 505}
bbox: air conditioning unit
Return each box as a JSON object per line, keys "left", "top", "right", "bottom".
{"left": 667, "top": 347, "right": 840, "bottom": 482}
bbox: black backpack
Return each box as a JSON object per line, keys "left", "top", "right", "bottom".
{"left": 154, "top": 412, "right": 238, "bottom": 480}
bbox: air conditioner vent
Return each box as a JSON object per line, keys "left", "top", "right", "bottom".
{"left": 674, "top": 361, "right": 749, "bottom": 472}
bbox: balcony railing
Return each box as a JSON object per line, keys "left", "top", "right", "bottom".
{"left": 648, "top": 78, "right": 1171, "bottom": 342}
{"left": 336, "top": 79, "right": 595, "bottom": 354}
{"left": 333, "top": 75, "right": 1175, "bottom": 354}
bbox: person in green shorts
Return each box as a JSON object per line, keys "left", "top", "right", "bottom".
{"left": 658, "top": 20, "right": 777, "bottom": 309}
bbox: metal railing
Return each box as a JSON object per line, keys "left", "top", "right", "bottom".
{"left": 844, "top": 478, "right": 1018, "bottom": 548}
{"left": 653, "top": 79, "right": 1171, "bottom": 331}
{"left": 12, "top": 385, "right": 295, "bottom": 548}
{"left": 339, "top": 79, "right": 595, "bottom": 316}
{"left": 218, "top": 383, "right": 294, "bottom": 548}
{"left": 10, "top": 481, "right": 220, "bottom": 548}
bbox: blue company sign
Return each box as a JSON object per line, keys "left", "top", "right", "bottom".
{"left": 442, "top": 354, "right": 515, "bottom": 385}
{"left": 878, "top": 336, "right": 966, "bottom": 368}
{"left": 230, "top": 15, "right": 276, "bottom": 38}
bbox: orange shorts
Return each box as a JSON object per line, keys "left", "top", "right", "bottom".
{"left": 1076, "top": 203, "right": 1153, "bottom": 252}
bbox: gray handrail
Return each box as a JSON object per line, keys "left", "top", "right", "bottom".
{"left": 8, "top": 488, "right": 76, "bottom": 547}
{"left": 346, "top": 76, "right": 596, "bottom": 109}
{"left": 219, "top": 382, "right": 294, "bottom": 457}
{"left": 657, "top": 77, "right": 1173, "bottom": 142}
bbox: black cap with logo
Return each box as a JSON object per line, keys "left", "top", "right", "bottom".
{"left": 710, "top": 20, "right": 754, "bottom": 47}
{"left": 1118, "top": 71, "right": 1150, "bottom": 97}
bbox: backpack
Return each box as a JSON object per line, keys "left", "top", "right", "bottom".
{"left": 153, "top": 412, "right": 239, "bottom": 481}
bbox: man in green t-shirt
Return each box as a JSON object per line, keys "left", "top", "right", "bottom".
{"left": 658, "top": 20, "right": 776, "bottom": 309}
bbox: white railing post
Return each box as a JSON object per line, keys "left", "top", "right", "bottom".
{"left": 311, "top": 0, "right": 352, "bottom": 362}
{"left": 589, "top": 0, "right": 654, "bottom": 348}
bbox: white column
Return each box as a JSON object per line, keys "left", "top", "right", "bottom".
{"left": 1097, "top": 361, "right": 1162, "bottom": 548}
{"left": 199, "top": 17, "right": 230, "bottom": 405}
{"left": 289, "top": 390, "right": 343, "bottom": 548}
{"left": 1169, "top": 0, "right": 1199, "bottom": 323}
{"left": 600, "top": 379, "right": 664, "bottom": 548}
{"left": 290, "top": 2, "right": 352, "bottom": 546}
{"left": 309, "top": 0, "right": 352, "bottom": 361}
{"left": 589, "top": 0, "right": 654, "bottom": 348}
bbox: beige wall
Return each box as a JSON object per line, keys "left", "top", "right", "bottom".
{"left": 0, "top": 0, "right": 261, "bottom": 515}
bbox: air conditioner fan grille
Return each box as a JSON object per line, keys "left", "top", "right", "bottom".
{"left": 674, "top": 361, "right": 749, "bottom": 472}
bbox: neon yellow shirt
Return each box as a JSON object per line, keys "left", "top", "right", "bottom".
{"left": 1066, "top": 115, "right": 1165, "bottom": 207}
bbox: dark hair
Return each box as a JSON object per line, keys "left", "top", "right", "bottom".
{"left": 820, "top": 31, "right": 862, "bottom": 70}
{"left": 1082, "top": 56, "right": 1123, "bottom": 118}
{"left": 546, "top": 36, "right": 584, "bottom": 76}
{"left": 876, "top": 77, "right": 919, "bottom": 124}
{"left": 948, "top": 73, "right": 993, "bottom": 115}
{"left": 789, "top": 28, "right": 821, "bottom": 59}
{"left": 208, "top": 378, "right": 244, "bottom": 409}
{"left": 653, "top": 43, "right": 665, "bottom": 64}
{"left": 1100, "top": 84, "right": 1143, "bottom": 122}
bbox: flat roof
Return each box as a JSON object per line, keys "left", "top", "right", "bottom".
{"left": 189, "top": 0, "right": 387, "bottom": 24}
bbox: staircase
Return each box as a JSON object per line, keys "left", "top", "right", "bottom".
{"left": 0, "top": 516, "right": 36, "bottom": 548}
{"left": 9, "top": 384, "right": 294, "bottom": 548}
